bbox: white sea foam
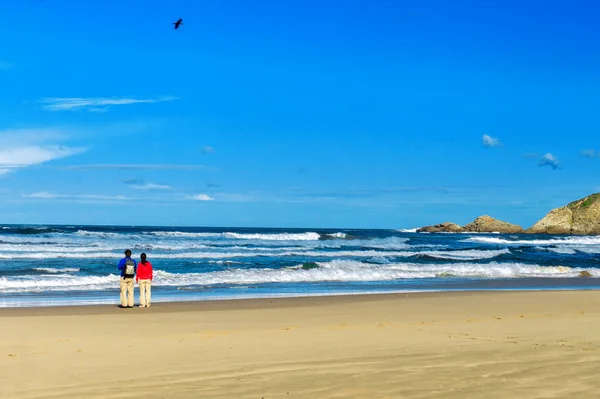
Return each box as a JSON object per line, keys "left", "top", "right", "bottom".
{"left": 207, "top": 260, "right": 243, "bottom": 265}
{"left": 149, "top": 231, "right": 322, "bottom": 241}
{"left": 1, "top": 261, "right": 595, "bottom": 294}
{"left": 223, "top": 232, "right": 321, "bottom": 241}
{"left": 75, "top": 230, "right": 124, "bottom": 238}
{"left": 542, "top": 247, "right": 578, "bottom": 255}
{"left": 398, "top": 228, "right": 418, "bottom": 233}
{"left": 149, "top": 231, "right": 222, "bottom": 238}
{"left": 0, "top": 248, "right": 509, "bottom": 260}
{"left": 34, "top": 267, "right": 81, "bottom": 274}
{"left": 0, "top": 274, "right": 119, "bottom": 292}
{"left": 326, "top": 232, "right": 347, "bottom": 239}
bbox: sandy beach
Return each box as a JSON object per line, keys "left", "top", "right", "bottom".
{"left": 1, "top": 291, "right": 599, "bottom": 398}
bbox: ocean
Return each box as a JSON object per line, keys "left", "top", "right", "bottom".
{"left": 0, "top": 225, "right": 599, "bottom": 307}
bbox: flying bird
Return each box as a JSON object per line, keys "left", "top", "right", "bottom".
{"left": 173, "top": 18, "right": 183, "bottom": 29}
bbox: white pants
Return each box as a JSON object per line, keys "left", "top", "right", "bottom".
{"left": 120, "top": 277, "right": 134, "bottom": 307}
{"left": 138, "top": 279, "right": 152, "bottom": 307}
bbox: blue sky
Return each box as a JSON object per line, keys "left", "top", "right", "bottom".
{"left": 0, "top": 0, "right": 599, "bottom": 229}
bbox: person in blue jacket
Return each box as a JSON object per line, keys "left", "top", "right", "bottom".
{"left": 118, "top": 249, "right": 137, "bottom": 308}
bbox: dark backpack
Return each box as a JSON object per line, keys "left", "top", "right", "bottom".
{"left": 123, "top": 259, "right": 135, "bottom": 278}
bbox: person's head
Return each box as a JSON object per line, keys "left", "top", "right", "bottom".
{"left": 141, "top": 252, "right": 147, "bottom": 264}
{"left": 124, "top": 249, "right": 132, "bottom": 257}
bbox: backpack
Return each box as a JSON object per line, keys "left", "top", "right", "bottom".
{"left": 123, "top": 259, "right": 135, "bottom": 278}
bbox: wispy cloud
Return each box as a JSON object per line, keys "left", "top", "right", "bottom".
{"left": 581, "top": 149, "right": 600, "bottom": 159}
{"left": 0, "top": 128, "right": 86, "bottom": 176}
{"left": 63, "top": 164, "right": 214, "bottom": 171}
{"left": 124, "top": 178, "right": 171, "bottom": 190}
{"left": 40, "top": 96, "right": 177, "bottom": 112}
{"left": 0, "top": 146, "right": 84, "bottom": 167}
{"left": 482, "top": 134, "right": 501, "bottom": 148}
{"left": 188, "top": 194, "right": 214, "bottom": 201}
{"left": 201, "top": 146, "right": 215, "bottom": 154}
{"left": 23, "top": 192, "right": 131, "bottom": 201}
{"left": 539, "top": 153, "right": 560, "bottom": 170}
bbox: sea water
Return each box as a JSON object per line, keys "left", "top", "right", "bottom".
{"left": 0, "top": 225, "right": 599, "bottom": 307}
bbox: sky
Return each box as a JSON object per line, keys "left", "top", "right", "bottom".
{"left": 0, "top": 0, "right": 599, "bottom": 229}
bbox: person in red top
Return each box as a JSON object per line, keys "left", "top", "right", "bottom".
{"left": 136, "top": 253, "right": 153, "bottom": 308}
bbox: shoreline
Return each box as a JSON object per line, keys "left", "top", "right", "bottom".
{"left": 2, "top": 279, "right": 600, "bottom": 310}
{"left": 0, "top": 289, "right": 503, "bottom": 316}
{"left": 1, "top": 288, "right": 597, "bottom": 316}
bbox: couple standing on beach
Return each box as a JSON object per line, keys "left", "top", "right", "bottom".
{"left": 118, "top": 249, "right": 153, "bottom": 308}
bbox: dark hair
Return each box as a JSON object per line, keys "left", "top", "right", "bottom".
{"left": 124, "top": 249, "right": 132, "bottom": 257}
{"left": 140, "top": 252, "right": 147, "bottom": 264}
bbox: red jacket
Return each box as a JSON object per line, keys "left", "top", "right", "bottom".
{"left": 136, "top": 261, "right": 153, "bottom": 282}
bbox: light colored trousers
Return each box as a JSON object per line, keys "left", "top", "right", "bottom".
{"left": 120, "top": 277, "right": 134, "bottom": 307}
{"left": 138, "top": 279, "right": 152, "bottom": 307}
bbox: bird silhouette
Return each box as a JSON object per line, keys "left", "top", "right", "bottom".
{"left": 173, "top": 18, "right": 183, "bottom": 29}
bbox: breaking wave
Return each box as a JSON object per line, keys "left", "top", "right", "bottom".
{"left": 1, "top": 261, "right": 596, "bottom": 294}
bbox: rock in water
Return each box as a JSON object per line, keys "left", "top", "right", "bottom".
{"left": 416, "top": 222, "right": 464, "bottom": 233}
{"left": 462, "top": 215, "right": 523, "bottom": 233}
{"left": 579, "top": 271, "right": 593, "bottom": 278}
{"left": 526, "top": 193, "right": 600, "bottom": 235}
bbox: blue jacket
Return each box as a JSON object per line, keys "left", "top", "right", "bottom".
{"left": 118, "top": 257, "right": 137, "bottom": 277}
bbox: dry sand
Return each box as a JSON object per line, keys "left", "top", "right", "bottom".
{"left": 1, "top": 291, "right": 599, "bottom": 398}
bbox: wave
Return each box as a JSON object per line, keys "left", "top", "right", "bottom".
{"left": 206, "top": 260, "right": 243, "bottom": 265}
{"left": 34, "top": 267, "right": 81, "bottom": 274}
{"left": 324, "top": 232, "right": 347, "bottom": 239}
{"left": 155, "top": 261, "right": 598, "bottom": 284}
{"left": 75, "top": 230, "right": 126, "bottom": 239}
{"left": 149, "top": 231, "right": 221, "bottom": 238}
{"left": 415, "top": 248, "right": 510, "bottom": 260}
{"left": 0, "top": 236, "right": 433, "bottom": 254}
{"left": 398, "top": 228, "right": 418, "bottom": 233}
{"left": 2, "top": 261, "right": 596, "bottom": 293}
{"left": 149, "top": 231, "right": 322, "bottom": 241}
{"left": 0, "top": 274, "right": 118, "bottom": 292}
{"left": 223, "top": 232, "right": 321, "bottom": 241}
{"left": 0, "top": 248, "right": 509, "bottom": 260}
{"left": 538, "top": 247, "right": 578, "bottom": 255}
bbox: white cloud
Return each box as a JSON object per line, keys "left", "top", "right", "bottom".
{"left": 201, "top": 146, "right": 215, "bottom": 154}
{"left": 0, "top": 128, "right": 86, "bottom": 175}
{"left": 24, "top": 192, "right": 131, "bottom": 201}
{"left": 539, "top": 153, "right": 560, "bottom": 170}
{"left": 482, "top": 134, "right": 501, "bottom": 148}
{"left": 0, "top": 146, "right": 85, "bottom": 167}
{"left": 188, "top": 194, "right": 214, "bottom": 201}
{"left": 40, "top": 96, "right": 177, "bottom": 112}
{"left": 130, "top": 183, "right": 172, "bottom": 190}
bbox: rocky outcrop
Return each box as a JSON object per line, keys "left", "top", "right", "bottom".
{"left": 417, "top": 215, "right": 522, "bottom": 234}
{"left": 463, "top": 215, "right": 523, "bottom": 234}
{"left": 416, "top": 222, "right": 464, "bottom": 233}
{"left": 526, "top": 193, "right": 600, "bottom": 235}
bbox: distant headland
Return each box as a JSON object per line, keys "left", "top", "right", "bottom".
{"left": 417, "top": 193, "right": 600, "bottom": 235}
